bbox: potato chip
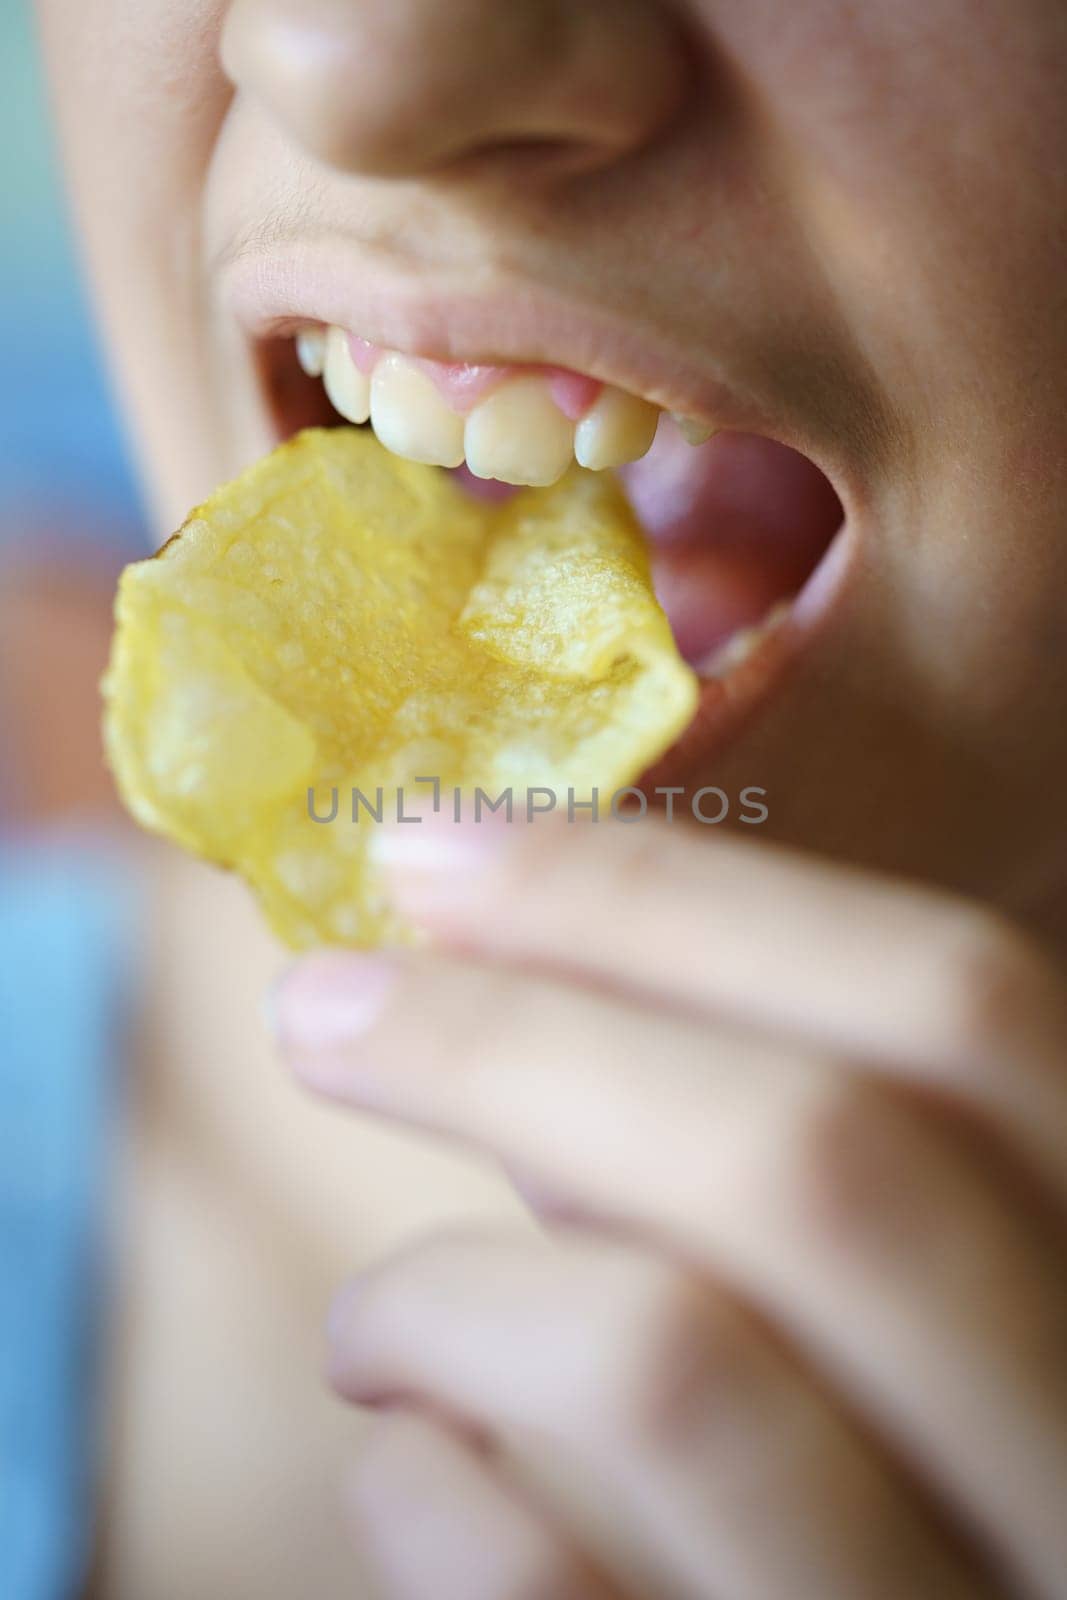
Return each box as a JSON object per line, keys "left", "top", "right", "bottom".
{"left": 103, "top": 428, "right": 698, "bottom": 947}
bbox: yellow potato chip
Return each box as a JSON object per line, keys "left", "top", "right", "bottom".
{"left": 103, "top": 427, "right": 698, "bottom": 947}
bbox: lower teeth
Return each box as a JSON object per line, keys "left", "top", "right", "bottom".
{"left": 700, "top": 600, "right": 792, "bottom": 678}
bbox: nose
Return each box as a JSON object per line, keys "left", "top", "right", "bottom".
{"left": 220, "top": 0, "right": 691, "bottom": 180}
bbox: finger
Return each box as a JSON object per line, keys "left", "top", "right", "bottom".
{"left": 375, "top": 812, "right": 1067, "bottom": 1191}
{"left": 278, "top": 950, "right": 1067, "bottom": 1595}
{"left": 346, "top": 1411, "right": 618, "bottom": 1600}
{"left": 332, "top": 1229, "right": 987, "bottom": 1600}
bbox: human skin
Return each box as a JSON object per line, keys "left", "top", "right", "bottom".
{"left": 37, "top": 0, "right": 1067, "bottom": 929}
{"left": 34, "top": 0, "right": 1067, "bottom": 1595}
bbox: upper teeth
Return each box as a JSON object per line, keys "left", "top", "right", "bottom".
{"left": 465, "top": 375, "right": 575, "bottom": 487}
{"left": 575, "top": 386, "right": 660, "bottom": 471}
{"left": 370, "top": 352, "right": 466, "bottom": 469}
{"left": 295, "top": 327, "right": 326, "bottom": 378}
{"left": 670, "top": 413, "right": 715, "bottom": 447}
{"left": 322, "top": 324, "right": 370, "bottom": 425}
{"left": 300, "top": 325, "right": 713, "bottom": 485}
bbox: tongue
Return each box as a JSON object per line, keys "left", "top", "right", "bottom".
{"left": 621, "top": 427, "right": 843, "bottom": 664}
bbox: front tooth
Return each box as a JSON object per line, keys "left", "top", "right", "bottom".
{"left": 574, "top": 387, "right": 660, "bottom": 471}
{"left": 295, "top": 327, "right": 325, "bottom": 377}
{"left": 322, "top": 325, "right": 371, "bottom": 424}
{"left": 464, "top": 377, "right": 575, "bottom": 486}
{"left": 369, "top": 353, "right": 466, "bottom": 469}
{"left": 671, "top": 413, "right": 715, "bottom": 447}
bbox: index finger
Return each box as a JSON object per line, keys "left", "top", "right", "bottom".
{"left": 374, "top": 808, "right": 1067, "bottom": 1079}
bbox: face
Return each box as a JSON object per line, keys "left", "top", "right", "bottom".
{"left": 37, "top": 0, "right": 1067, "bottom": 938}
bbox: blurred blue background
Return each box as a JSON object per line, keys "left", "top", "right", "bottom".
{"left": 0, "top": 1, "right": 146, "bottom": 824}
{"left": 1, "top": 11, "right": 141, "bottom": 1597}
{"left": 1, "top": 1, "right": 142, "bottom": 552}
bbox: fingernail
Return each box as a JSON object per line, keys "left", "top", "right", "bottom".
{"left": 370, "top": 804, "right": 513, "bottom": 919}
{"left": 272, "top": 951, "right": 398, "bottom": 1054}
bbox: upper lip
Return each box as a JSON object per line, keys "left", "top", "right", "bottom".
{"left": 219, "top": 233, "right": 829, "bottom": 463}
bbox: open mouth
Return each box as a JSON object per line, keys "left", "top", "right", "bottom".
{"left": 257, "top": 324, "right": 846, "bottom": 780}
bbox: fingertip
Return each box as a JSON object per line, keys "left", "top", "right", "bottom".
{"left": 271, "top": 950, "right": 399, "bottom": 1053}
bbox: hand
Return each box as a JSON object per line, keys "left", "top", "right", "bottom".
{"left": 274, "top": 812, "right": 1067, "bottom": 1600}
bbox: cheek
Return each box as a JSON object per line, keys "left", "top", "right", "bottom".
{"left": 702, "top": 0, "right": 1067, "bottom": 442}
{"left": 36, "top": 0, "right": 231, "bottom": 336}
{"left": 703, "top": 0, "right": 1067, "bottom": 234}
{"left": 36, "top": 0, "right": 235, "bottom": 525}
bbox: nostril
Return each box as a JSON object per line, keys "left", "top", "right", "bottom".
{"left": 221, "top": 0, "right": 693, "bottom": 181}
